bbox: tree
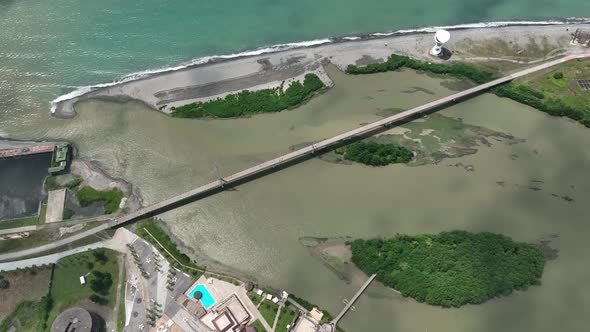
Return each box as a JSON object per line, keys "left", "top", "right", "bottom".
{"left": 93, "top": 250, "right": 108, "bottom": 264}
{"left": 89, "top": 294, "right": 108, "bottom": 305}
{"left": 90, "top": 271, "right": 113, "bottom": 295}
{"left": 0, "top": 278, "right": 9, "bottom": 289}
{"left": 553, "top": 72, "right": 564, "bottom": 79}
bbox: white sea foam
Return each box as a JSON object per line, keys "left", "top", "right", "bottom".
{"left": 50, "top": 19, "right": 590, "bottom": 113}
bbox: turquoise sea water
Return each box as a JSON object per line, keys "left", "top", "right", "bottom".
{"left": 0, "top": 0, "right": 589, "bottom": 127}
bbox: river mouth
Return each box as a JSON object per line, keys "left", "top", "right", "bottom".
{"left": 3, "top": 64, "right": 590, "bottom": 331}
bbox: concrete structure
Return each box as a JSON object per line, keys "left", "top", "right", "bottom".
{"left": 48, "top": 143, "right": 69, "bottom": 173}
{"left": 46, "top": 189, "right": 67, "bottom": 223}
{"left": 430, "top": 30, "right": 450, "bottom": 56}
{"left": 328, "top": 274, "right": 377, "bottom": 330}
{"left": 50, "top": 307, "right": 97, "bottom": 332}
{"left": 0, "top": 143, "right": 55, "bottom": 159}
{"left": 572, "top": 29, "right": 590, "bottom": 47}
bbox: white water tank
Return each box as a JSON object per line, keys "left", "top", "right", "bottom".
{"left": 430, "top": 30, "right": 450, "bottom": 56}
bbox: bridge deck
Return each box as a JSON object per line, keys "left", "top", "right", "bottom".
{"left": 116, "top": 54, "right": 588, "bottom": 226}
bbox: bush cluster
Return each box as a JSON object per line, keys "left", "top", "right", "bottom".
{"left": 171, "top": 73, "right": 325, "bottom": 118}
{"left": 336, "top": 141, "right": 413, "bottom": 166}
{"left": 351, "top": 231, "right": 545, "bottom": 307}
{"left": 346, "top": 54, "right": 496, "bottom": 84}
{"left": 76, "top": 186, "right": 124, "bottom": 214}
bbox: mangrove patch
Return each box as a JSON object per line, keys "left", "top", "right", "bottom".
{"left": 351, "top": 231, "right": 545, "bottom": 307}
{"left": 170, "top": 73, "right": 325, "bottom": 118}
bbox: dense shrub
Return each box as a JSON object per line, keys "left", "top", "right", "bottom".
{"left": 93, "top": 249, "right": 109, "bottom": 264}
{"left": 90, "top": 271, "right": 113, "bottom": 295}
{"left": 346, "top": 54, "right": 496, "bottom": 84}
{"left": 171, "top": 73, "right": 325, "bottom": 118}
{"left": 335, "top": 141, "right": 413, "bottom": 166}
{"left": 62, "top": 208, "right": 75, "bottom": 220}
{"left": 553, "top": 72, "right": 564, "bottom": 79}
{"left": 351, "top": 231, "right": 545, "bottom": 307}
{"left": 76, "top": 186, "right": 124, "bottom": 214}
{"left": 65, "top": 176, "right": 83, "bottom": 189}
{"left": 89, "top": 294, "right": 108, "bottom": 305}
{"left": 493, "top": 83, "right": 590, "bottom": 127}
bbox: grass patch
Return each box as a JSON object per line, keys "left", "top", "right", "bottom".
{"left": 135, "top": 219, "right": 205, "bottom": 280}
{"left": 351, "top": 231, "right": 545, "bottom": 307}
{"left": 288, "top": 293, "right": 336, "bottom": 324}
{"left": 171, "top": 74, "right": 325, "bottom": 118}
{"left": 275, "top": 307, "right": 297, "bottom": 332}
{"left": 0, "top": 216, "right": 39, "bottom": 230}
{"left": 0, "top": 301, "right": 46, "bottom": 332}
{"left": 247, "top": 291, "right": 263, "bottom": 305}
{"left": 136, "top": 219, "right": 196, "bottom": 268}
{"left": 116, "top": 267, "right": 127, "bottom": 332}
{"left": 45, "top": 176, "right": 61, "bottom": 191}
{"left": 501, "top": 58, "right": 590, "bottom": 127}
{"left": 64, "top": 176, "right": 83, "bottom": 189}
{"left": 76, "top": 186, "right": 123, "bottom": 214}
{"left": 46, "top": 249, "right": 119, "bottom": 328}
{"left": 249, "top": 319, "right": 267, "bottom": 332}
{"left": 258, "top": 301, "right": 279, "bottom": 326}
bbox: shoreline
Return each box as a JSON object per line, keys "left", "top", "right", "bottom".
{"left": 52, "top": 20, "right": 590, "bottom": 118}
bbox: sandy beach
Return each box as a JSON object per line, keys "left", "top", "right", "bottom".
{"left": 53, "top": 23, "right": 590, "bottom": 118}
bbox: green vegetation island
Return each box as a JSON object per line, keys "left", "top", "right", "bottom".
{"left": 170, "top": 73, "right": 325, "bottom": 118}
{"left": 335, "top": 141, "right": 413, "bottom": 166}
{"left": 351, "top": 231, "right": 545, "bottom": 307}
{"left": 347, "top": 54, "right": 590, "bottom": 128}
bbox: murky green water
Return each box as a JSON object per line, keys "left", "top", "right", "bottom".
{"left": 4, "top": 68, "right": 590, "bottom": 331}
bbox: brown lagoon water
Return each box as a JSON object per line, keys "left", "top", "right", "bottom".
{"left": 4, "top": 67, "right": 590, "bottom": 331}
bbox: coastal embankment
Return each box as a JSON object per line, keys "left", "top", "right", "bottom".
{"left": 52, "top": 23, "right": 590, "bottom": 118}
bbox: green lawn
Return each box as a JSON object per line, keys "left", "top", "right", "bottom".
{"left": 247, "top": 291, "right": 263, "bottom": 306}
{"left": 46, "top": 249, "right": 120, "bottom": 328}
{"left": 275, "top": 307, "right": 296, "bottom": 332}
{"left": 249, "top": 319, "right": 267, "bottom": 332}
{"left": 258, "top": 301, "right": 279, "bottom": 326}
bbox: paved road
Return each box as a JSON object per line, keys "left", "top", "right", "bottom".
{"left": 0, "top": 222, "right": 110, "bottom": 261}
{"left": 0, "top": 242, "right": 103, "bottom": 271}
{"left": 2, "top": 53, "right": 589, "bottom": 262}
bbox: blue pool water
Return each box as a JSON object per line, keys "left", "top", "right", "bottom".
{"left": 188, "top": 284, "right": 216, "bottom": 309}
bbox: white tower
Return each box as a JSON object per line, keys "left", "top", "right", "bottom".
{"left": 430, "top": 30, "right": 450, "bottom": 56}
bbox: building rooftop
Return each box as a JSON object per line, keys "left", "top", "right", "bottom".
{"left": 50, "top": 307, "right": 94, "bottom": 332}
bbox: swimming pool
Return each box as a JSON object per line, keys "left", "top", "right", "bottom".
{"left": 188, "top": 284, "right": 216, "bottom": 309}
